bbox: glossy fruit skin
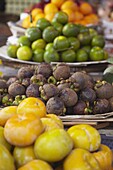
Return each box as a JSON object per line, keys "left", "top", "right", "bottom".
{"left": 63, "top": 148, "right": 101, "bottom": 170}
{"left": 76, "top": 49, "right": 88, "bottom": 62}
{"left": 62, "top": 23, "right": 79, "bottom": 37}
{"left": 0, "top": 106, "right": 17, "bottom": 126}
{"left": 34, "top": 129, "right": 73, "bottom": 162}
{"left": 53, "top": 11, "right": 68, "bottom": 25}
{"left": 31, "top": 39, "right": 46, "bottom": 50}
{"left": 68, "top": 37, "right": 80, "bottom": 51}
{"left": 93, "top": 144, "right": 113, "bottom": 170}
{"left": 67, "top": 124, "right": 101, "bottom": 152}
{"left": 91, "top": 35, "right": 105, "bottom": 48}
{"left": 25, "top": 27, "right": 42, "bottom": 42}
{"left": 36, "top": 18, "right": 51, "bottom": 31}
{"left": 0, "top": 144, "right": 16, "bottom": 170}
{"left": 17, "top": 97, "right": 47, "bottom": 118}
{"left": 13, "top": 145, "right": 36, "bottom": 168}
{"left": 90, "top": 46, "right": 105, "bottom": 61}
{"left": 4, "top": 113, "right": 44, "bottom": 146}
{"left": 17, "top": 46, "right": 33, "bottom": 61}
{"left": 18, "top": 36, "right": 31, "bottom": 47}
{"left": 18, "top": 159, "right": 53, "bottom": 170}
{"left": 53, "top": 36, "right": 70, "bottom": 51}
{"left": 32, "top": 48, "right": 44, "bottom": 62}
{"left": 44, "top": 49, "right": 60, "bottom": 63}
{"left": 7, "top": 44, "right": 19, "bottom": 58}
{"left": 61, "top": 49, "right": 76, "bottom": 62}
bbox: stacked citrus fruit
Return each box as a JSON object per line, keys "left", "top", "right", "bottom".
{"left": 0, "top": 97, "right": 112, "bottom": 170}
{"left": 22, "top": 0, "right": 99, "bottom": 28}
{"left": 7, "top": 11, "right": 107, "bottom": 63}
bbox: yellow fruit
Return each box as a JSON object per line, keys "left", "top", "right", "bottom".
{"left": 62, "top": 9, "right": 75, "bottom": 22}
{"left": 34, "top": 13, "right": 45, "bottom": 22}
{"left": 46, "top": 114, "right": 64, "bottom": 128}
{"left": 51, "top": 0, "right": 65, "bottom": 8}
{"left": 67, "top": 124, "right": 101, "bottom": 152}
{"left": 31, "top": 8, "right": 43, "bottom": 19}
{"left": 0, "top": 106, "right": 17, "bottom": 126}
{"left": 22, "top": 15, "right": 31, "bottom": 28}
{"left": 61, "top": 0, "right": 78, "bottom": 11}
{"left": 63, "top": 148, "right": 101, "bottom": 170}
{"left": 44, "top": 3, "right": 58, "bottom": 15}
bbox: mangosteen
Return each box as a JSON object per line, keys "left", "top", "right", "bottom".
{"left": 69, "top": 71, "right": 88, "bottom": 90}
{"left": 22, "top": 78, "right": 30, "bottom": 87}
{"left": 26, "top": 83, "right": 39, "bottom": 97}
{"left": 57, "top": 82, "right": 70, "bottom": 91}
{"left": 80, "top": 87, "right": 96, "bottom": 103}
{"left": 108, "top": 97, "right": 113, "bottom": 111}
{"left": 47, "top": 76, "right": 57, "bottom": 85}
{"left": 93, "top": 99, "right": 110, "bottom": 114}
{"left": 46, "top": 96, "right": 66, "bottom": 115}
{"left": 53, "top": 63, "right": 70, "bottom": 80}
{"left": 13, "top": 95, "right": 26, "bottom": 106}
{"left": 37, "top": 63, "right": 52, "bottom": 78}
{"left": 6, "top": 77, "right": 18, "bottom": 87}
{"left": 30, "top": 74, "right": 46, "bottom": 86}
{"left": 73, "top": 100, "right": 92, "bottom": 115}
{"left": 83, "top": 73, "right": 95, "bottom": 89}
{"left": 2, "top": 94, "right": 14, "bottom": 106}
{"left": 17, "top": 66, "right": 34, "bottom": 79}
{"left": 0, "top": 79, "right": 8, "bottom": 93}
{"left": 94, "top": 81, "right": 113, "bottom": 99}
{"left": 8, "top": 82, "right": 26, "bottom": 97}
{"left": 39, "top": 83, "right": 59, "bottom": 101}
{"left": 59, "top": 88, "right": 78, "bottom": 107}
{"left": 65, "top": 106, "right": 74, "bottom": 115}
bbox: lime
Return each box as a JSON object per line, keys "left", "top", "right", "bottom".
{"left": 32, "top": 48, "right": 44, "bottom": 62}
{"left": 52, "top": 21, "right": 63, "bottom": 34}
{"left": 53, "top": 11, "right": 68, "bottom": 25}
{"left": 89, "top": 28, "right": 98, "bottom": 39}
{"left": 36, "top": 18, "right": 51, "bottom": 31}
{"left": 76, "top": 49, "right": 88, "bottom": 62}
{"left": 78, "top": 25, "right": 89, "bottom": 33}
{"left": 18, "top": 36, "right": 31, "bottom": 47}
{"left": 7, "top": 44, "right": 19, "bottom": 58}
{"left": 17, "top": 46, "right": 32, "bottom": 61}
{"left": 90, "top": 46, "right": 104, "bottom": 61}
{"left": 44, "top": 49, "right": 60, "bottom": 63}
{"left": 53, "top": 36, "right": 70, "bottom": 51}
{"left": 81, "top": 45, "right": 91, "bottom": 54}
{"left": 104, "top": 50, "right": 109, "bottom": 60}
{"left": 62, "top": 23, "right": 79, "bottom": 37}
{"left": 61, "top": 49, "right": 76, "bottom": 62}
{"left": 25, "top": 27, "right": 42, "bottom": 42}
{"left": 91, "top": 35, "right": 105, "bottom": 48}
{"left": 45, "top": 43, "right": 54, "bottom": 51}
{"left": 68, "top": 37, "right": 80, "bottom": 51}
{"left": 77, "top": 32, "right": 91, "bottom": 46}
{"left": 42, "top": 26, "right": 59, "bottom": 43}
{"left": 31, "top": 39, "right": 46, "bottom": 50}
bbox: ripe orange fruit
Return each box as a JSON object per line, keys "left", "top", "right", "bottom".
{"left": 44, "top": 3, "right": 58, "bottom": 15}
{"left": 18, "top": 159, "right": 53, "bottom": 170}
{"left": 17, "top": 97, "right": 47, "bottom": 118}
{"left": 79, "top": 2, "right": 93, "bottom": 15}
{"left": 61, "top": 0, "right": 78, "bottom": 11}
{"left": 4, "top": 112, "right": 44, "bottom": 146}
{"left": 45, "top": 13, "right": 55, "bottom": 22}
{"left": 51, "top": 0, "right": 65, "bottom": 8}
{"left": 31, "top": 8, "right": 43, "bottom": 19}
{"left": 74, "top": 11, "right": 84, "bottom": 21}
{"left": 34, "top": 13, "right": 45, "bottom": 22}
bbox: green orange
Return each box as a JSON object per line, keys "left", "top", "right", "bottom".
{"left": 53, "top": 36, "right": 70, "bottom": 51}
{"left": 7, "top": 44, "right": 19, "bottom": 58}
{"left": 61, "top": 49, "right": 76, "bottom": 62}
{"left": 17, "top": 46, "right": 32, "bottom": 61}
{"left": 36, "top": 18, "right": 51, "bottom": 31}
{"left": 32, "top": 48, "right": 44, "bottom": 62}
{"left": 25, "top": 27, "right": 42, "bottom": 42}
{"left": 63, "top": 23, "right": 79, "bottom": 37}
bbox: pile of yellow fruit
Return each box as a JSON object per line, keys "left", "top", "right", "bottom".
{"left": 22, "top": 0, "right": 99, "bottom": 28}
{"left": 0, "top": 97, "right": 112, "bottom": 170}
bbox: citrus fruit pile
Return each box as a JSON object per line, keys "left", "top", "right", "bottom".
{"left": 7, "top": 12, "right": 108, "bottom": 63}
{"left": 22, "top": 0, "right": 99, "bottom": 28}
{"left": 0, "top": 97, "right": 112, "bottom": 170}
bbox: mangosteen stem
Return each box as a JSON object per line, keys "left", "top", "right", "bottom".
{"left": 48, "top": 76, "right": 57, "bottom": 85}
{"left": 40, "top": 93, "right": 48, "bottom": 101}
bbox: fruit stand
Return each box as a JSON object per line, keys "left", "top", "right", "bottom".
{"left": 0, "top": 0, "right": 113, "bottom": 169}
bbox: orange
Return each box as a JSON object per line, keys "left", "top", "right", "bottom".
{"left": 79, "top": 2, "right": 93, "bottom": 15}
{"left": 4, "top": 112, "right": 44, "bottom": 146}
{"left": 22, "top": 15, "right": 31, "bottom": 28}
{"left": 0, "top": 106, "right": 17, "bottom": 126}
{"left": 74, "top": 11, "right": 84, "bottom": 21}
{"left": 51, "top": 0, "right": 65, "bottom": 8}
{"left": 31, "top": 8, "right": 43, "bottom": 19}
{"left": 17, "top": 97, "right": 47, "bottom": 118}
{"left": 61, "top": 0, "right": 78, "bottom": 11}
{"left": 44, "top": 3, "right": 58, "bottom": 15}
{"left": 45, "top": 13, "right": 55, "bottom": 22}
{"left": 18, "top": 159, "right": 53, "bottom": 170}
{"left": 34, "top": 13, "right": 45, "bottom": 22}
{"left": 62, "top": 9, "right": 75, "bottom": 22}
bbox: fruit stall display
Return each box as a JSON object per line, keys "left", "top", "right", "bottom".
{"left": 6, "top": 12, "right": 107, "bottom": 64}
{"left": 22, "top": 0, "right": 99, "bottom": 28}
{"left": 0, "top": 63, "right": 113, "bottom": 117}
{"left": 0, "top": 96, "right": 112, "bottom": 170}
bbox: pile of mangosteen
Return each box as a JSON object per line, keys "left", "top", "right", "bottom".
{"left": 0, "top": 62, "right": 113, "bottom": 116}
